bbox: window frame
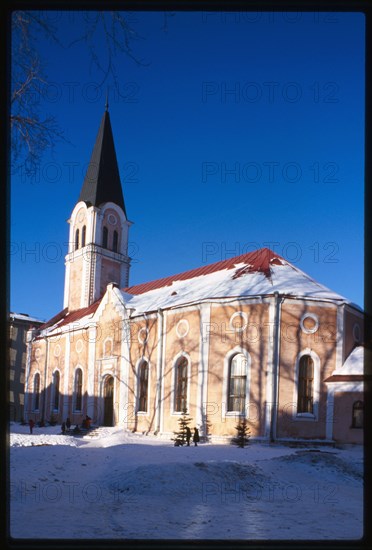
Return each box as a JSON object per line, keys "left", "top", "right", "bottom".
{"left": 52, "top": 370, "right": 60, "bottom": 412}
{"left": 33, "top": 372, "right": 40, "bottom": 411}
{"left": 172, "top": 354, "right": 190, "bottom": 415}
{"left": 73, "top": 367, "right": 83, "bottom": 412}
{"left": 351, "top": 400, "right": 363, "bottom": 429}
{"left": 137, "top": 360, "right": 149, "bottom": 413}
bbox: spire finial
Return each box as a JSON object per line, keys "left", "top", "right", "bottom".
{"left": 105, "top": 88, "right": 109, "bottom": 111}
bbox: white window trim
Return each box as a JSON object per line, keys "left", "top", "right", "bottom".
{"left": 135, "top": 357, "right": 151, "bottom": 415}
{"left": 222, "top": 346, "right": 251, "bottom": 418}
{"left": 293, "top": 349, "right": 320, "bottom": 421}
{"left": 171, "top": 351, "right": 191, "bottom": 416}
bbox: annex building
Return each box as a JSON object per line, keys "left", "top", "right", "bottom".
{"left": 24, "top": 107, "right": 364, "bottom": 444}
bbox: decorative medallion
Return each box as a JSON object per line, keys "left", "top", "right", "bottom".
{"left": 176, "top": 319, "right": 190, "bottom": 338}
{"left": 75, "top": 339, "right": 84, "bottom": 353}
{"left": 108, "top": 213, "right": 117, "bottom": 226}
{"left": 229, "top": 311, "right": 248, "bottom": 332}
{"left": 138, "top": 327, "right": 148, "bottom": 344}
{"left": 300, "top": 313, "right": 319, "bottom": 334}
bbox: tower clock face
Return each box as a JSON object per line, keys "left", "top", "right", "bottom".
{"left": 108, "top": 214, "right": 117, "bottom": 226}
{"left": 77, "top": 211, "right": 85, "bottom": 223}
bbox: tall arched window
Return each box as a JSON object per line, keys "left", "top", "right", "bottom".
{"left": 33, "top": 373, "right": 40, "bottom": 410}
{"left": 74, "top": 368, "right": 83, "bottom": 411}
{"left": 297, "top": 355, "right": 314, "bottom": 414}
{"left": 81, "top": 225, "right": 86, "bottom": 247}
{"left": 174, "top": 356, "right": 188, "bottom": 412}
{"left": 53, "top": 371, "right": 60, "bottom": 411}
{"left": 102, "top": 226, "right": 108, "bottom": 248}
{"left": 138, "top": 361, "right": 149, "bottom": 412}
{"left": 75, "top": 228, "right": 79, "bottom": 251}
{"left": 352, "top": 400, "right": 363, "bottom": 428}
{"left": 227, "top": 353, "right": 247, "bottom": 413}
{"left": 113, "top": 230, "right": 119, "bottom": 252}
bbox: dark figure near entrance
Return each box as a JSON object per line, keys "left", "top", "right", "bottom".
{"left": 61, "top": 422, "right": 66, "bottom": 434}
{"left": 185, "top": 426, "right": 191, "bottom": 446}
{"left": 66, "top": 417, "right": 71, "bottom": 430}
{"left": 193, "top": 427, "right": 200, "bottom": 446}
{"left": 29, "top": 419, "right": 35, "bottom": 434}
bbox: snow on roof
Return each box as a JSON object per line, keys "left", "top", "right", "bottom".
{"left": 121, "top": 248, "right": 348, "bottom": 315}
{"left": 38, "top": 248, "right": 349, "bottom": 333}
{"left": 10, "top": 312, "right": 44, "bottom": 324}
{"left": 341, "top": 346, "right": 364, "bottom": 375}
{"left": 325, "top": 346, "right": 364, "bottom": 381}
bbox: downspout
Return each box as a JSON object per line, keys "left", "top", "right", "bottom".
{"left": 155, "top": 308, "right": 164, "bottom": 434}
{"left": 41, "top": 336, "right": 49, "bottom": 425}
{"left": 270, "top": 291, "right": 281, "bottom": 442}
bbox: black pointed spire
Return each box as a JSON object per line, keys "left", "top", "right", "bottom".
{"left": 78, "top": 109, "right": 126, "bottom": 216}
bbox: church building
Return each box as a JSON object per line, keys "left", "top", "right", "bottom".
{"left": 24, "top": 107, "right": 364, "bottom": 445}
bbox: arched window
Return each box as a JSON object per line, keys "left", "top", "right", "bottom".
{"left": 297, "top": 355, "right": 314, "bottom": 414}
{"left": 227, "top": 353, "right": 247, "bottom": 413}
{"left": 33, "top": 373, "right": 40, "bottom": 410}
{"left": 81, "top": 225, "right": 86, "bottom": 247}
{"left": 102, "top": 226, "right": 108, "bottom": 248}
{"left": 113, "top": 230, "right": 119, "bottom": 252}
{"left": 174, "top": 356, "right": 188, "bottom": 413}
{"left": 75, "top": 228, "right": 79, "bottom": 251}
{"left": 352, "top": 400, "right": 363, "bottom": 428}
{"left": 138, "top": 361, "right": 149, "bottom": 412}
{"left": 53, "top": 371, "right": 60, "bottom": 411}
{"left": 74, "top": 368, "right": 83, "bottom": 411}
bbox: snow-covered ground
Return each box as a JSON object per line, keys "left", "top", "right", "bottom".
{"left": 9, "top": 423, "right": 363, "bottom": 540}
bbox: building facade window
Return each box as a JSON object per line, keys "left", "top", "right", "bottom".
{"left": 352, "top": 400, "right": 363, "bottom": 428}
{"left": 227, "top": 353, "right": 247, "bottom": 413}
{"left": 75, "top": 228, "right": 79, "bottom": 251}
{"left": 81, "top": 225, "right": 86, "bottom": 247}
{"left": 74, "top": 368, "right": 83, "bottom": 411}
{"left": 297, "top": 355, "right": 314, "bottom": 414}
{"left": 53, "top": 371, "right": 60, "bottom": 411}
{"left": 174, "top": 356, "right": 188, "bottom": 413}
{"left": 33, "top": 373, "right": 40, "bottom": 410}
{"left": 113, "top": 230, "right": 119, "bottom": 252}
{"left": 138, "top": 361, "right": 149, "bottom": 412}
{"left": 102, "top": 226, "right": 108, "bottom": 249}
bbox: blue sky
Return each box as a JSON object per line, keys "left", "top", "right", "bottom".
{"left": 10, "top": 10, "right": 365, "bottom": 321}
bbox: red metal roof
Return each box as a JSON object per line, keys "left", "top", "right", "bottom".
{"left": 39, "top": 300, "right": 101, "bottom": 331}
{"left": 124, "top": 247, "right": 284, "bottom": 295}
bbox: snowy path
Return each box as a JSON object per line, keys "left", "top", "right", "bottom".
{"left": 9, "top": 425, "right": 363, "bottom": 540}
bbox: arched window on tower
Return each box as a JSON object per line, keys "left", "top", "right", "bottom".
{"left": 33, "top": 373, "right": 40, "bottom": 410}
{"left": 74, "top": 368, "right": 83, "bottom": 412}
{"left": 297, "top": 355, "right": 314, "bottom": 414}
{"left": 113, "top": 230, "right": 119, "bottom": 253}
{"left": 75, "top": 229, "right": 79, "bottom": 251}
{"left": 102, "top": 226, "right": 108, "bottom": 249}
{"left": 81, "top": 225, "right": 86, "bottom": 247}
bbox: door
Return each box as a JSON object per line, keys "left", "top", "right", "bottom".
{"left": 103, "top": 376, "right": 114, "bottom": 426}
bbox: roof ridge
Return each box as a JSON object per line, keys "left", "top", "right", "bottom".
{"left": 123, "top": 247, "right": 286, "bottom": 295}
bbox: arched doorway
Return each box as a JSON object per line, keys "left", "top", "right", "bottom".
{"left": 103, "top": 376, "right": 114, "bottom": 426}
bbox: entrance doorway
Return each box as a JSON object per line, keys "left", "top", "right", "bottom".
{"left": 103, "top": 376, "right": 114, "bottom": 426}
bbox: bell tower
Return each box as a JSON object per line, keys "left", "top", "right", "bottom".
{"left": 64, "top": 105, "right": 132, "bottom": 311}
